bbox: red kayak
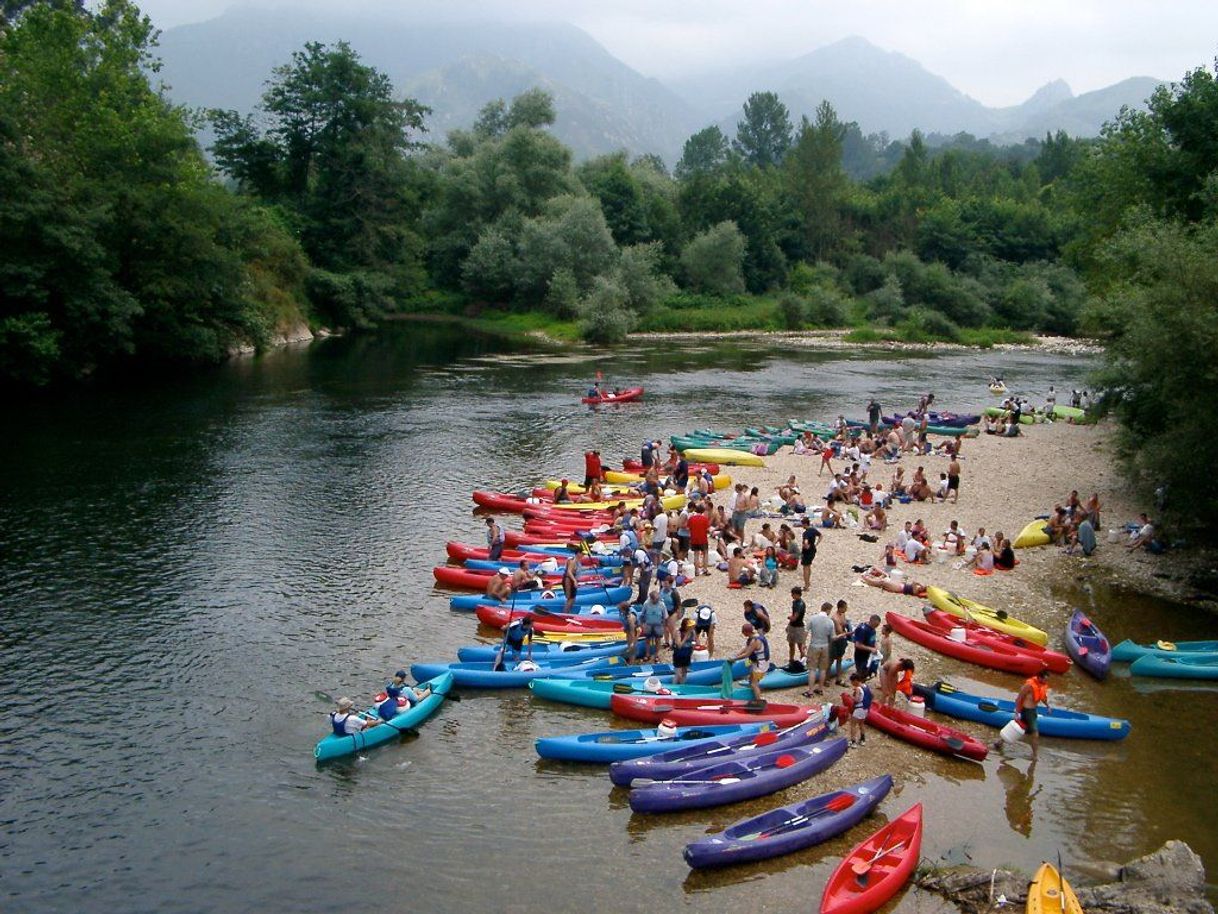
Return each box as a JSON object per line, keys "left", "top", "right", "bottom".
{"left": 886, "top": 612, "right": 1047, "bottom": 676}
{"left": 445, "top": 542, "right": 602, "bottom": 566}
{"left": 582, "top": 386, "right": 644, "bottom": 405}
{"left": 922, "top": 608, "right": 1071, "bottom": 674}
{"left": 475, "top": 604, "right": 624, "bottom": 632}
{"left": 820, "top": 803, "right": 923, "bottom": 914}
{"left": 504, "top": 529, "right": 614, "bottom": 547}
{"left": 610, "top": 693, "right": 821, "bottom": 728}
{"left": 522, "top": 510, "right": 616, "bottom": 527}
{"left": 434, "top": 566, "right": 616, "bottom": 590}
{"left": 865, "top": 703, "right": 988, "bottom": 761}
{"left": 623, "top": 459, "right": 719, "bottom": 475}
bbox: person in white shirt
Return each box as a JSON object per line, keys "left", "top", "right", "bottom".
{"left": 971, "top": 527, "right": 992, "bottom": 550}
{"left": 895, "top": 521, "right": 912, "bottom": 552}
{"left": 649, "top": 511, "right": 669, "bottom": 561}
{"left": 904, "top": 537, "right": 927, "bottom": 563}
{"left": 943, "top": 520, "right": 966, "bottom": 554}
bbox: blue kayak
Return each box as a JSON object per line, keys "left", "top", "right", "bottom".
{"left": 684, "top": 774, "right": 892, "bottom": 870}
{"left": 548, "top": 658, "right": 749, "bottom": 686}
{"left": 760, "top": 658, "right": 853, "bottom": 690}
{"left": 456, "top": 640, "right": 642, "bottom": 663}
{"left": 450, "top": 585, "right": 632, "bottom": 612}
{"left": 536, "top": 723, "right": 768, "bottom": 763}
{"left": 1111, "top": 639, "right": 1218, "bottom": 663}
{"left": 529, "top": 678, "right": 754, "bottom": 710}
{"left": 314, "top": 672, "right": 454, "bottom": 762}
{"left": 913, "top": 681, "right": 1131, "bottom": 740}
{"left": 410, "top": 655, "right": 618, "bottom": 689}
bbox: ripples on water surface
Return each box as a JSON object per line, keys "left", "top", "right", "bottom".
{"left": 2, "top": 324, "right": 1214, "bottom": 912}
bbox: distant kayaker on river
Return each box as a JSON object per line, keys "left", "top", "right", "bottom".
{"left": 995, "top": 668, "right": 1052, "bottom": 760}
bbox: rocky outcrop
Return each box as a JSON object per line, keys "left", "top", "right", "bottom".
{"left": 917, "top": 841, "right": 1212, "bottom": 914}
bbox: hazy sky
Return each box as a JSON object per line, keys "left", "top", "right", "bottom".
{"left": 138, "top": 0, "right": 1217, "bottom": 105}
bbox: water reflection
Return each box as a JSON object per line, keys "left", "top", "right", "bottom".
{"left": 999, "top": 759, "right": 1041, "bottom": 837}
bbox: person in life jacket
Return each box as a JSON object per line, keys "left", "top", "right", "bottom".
{"left": 377, "top": 671, "right": 432, "bottom": 721}
{"left": 495, "top": 615, "right": 535, "bottom": 670}
{"left": 846, "top": 672, "right": 873, "bottom": 747}
{"left": 997, "top": 668, "right": 1052, "bottom": 759}
{"left": 734, "top": 622, "right": 770, "bottom": 701}
{"left": 330, "top": 697, "right": 382, "bottom": 738}
{"left": 693, "top": 603, "right": 717, "bottom": 655}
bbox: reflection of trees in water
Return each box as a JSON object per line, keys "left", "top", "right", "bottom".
{"left": 999, "top": 759, "right": 1040, "bottom": 838}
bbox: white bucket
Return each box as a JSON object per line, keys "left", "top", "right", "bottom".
{"left": 692, "top": 648, "right": 710, "bottom": 663}
{"left": 889, "top": 567, "right": 905, "bottom": 581}
{"left": 935, "top": 548, "right": 949, "bottom": 565}
{"left": 964, "top": 546, "right": 977, "bottom": 560}
{"left": 907, "top": 696, "right": 926, "bottom": 718}
{"left": 1107, "top": 528, "right": 1121, "bottom": 544}
{"left": 1000, "top": 719, "right": 1026, "bottom": 743}
{"left": 948, "top": 627, "right": 967, "bottom": 643}
{"left": 680, "top": 561, "right": 696, "bottom": 580}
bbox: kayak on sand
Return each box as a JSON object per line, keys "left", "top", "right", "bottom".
{"left": 926, "top": 586, "right": 1048, "bottom": 646}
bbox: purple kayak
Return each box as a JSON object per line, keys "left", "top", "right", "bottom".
{"left": 1065, "top": 609, "right": 1112, "bottom": 680}
{"left": 627, "top": 738, "right": 847, "bottom": 813}
{"left": 683, "top": 774, "right": 892, "bottom": 869}
{"left": 609, "top": 716, "right": 830, "bottom": 787}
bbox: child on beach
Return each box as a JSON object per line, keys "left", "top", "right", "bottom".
{"left": 847, "top": 673, "right": 872, "bottom": 746}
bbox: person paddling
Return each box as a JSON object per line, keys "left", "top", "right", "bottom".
{"left": 734, "top": 622, "right": 770, "bottom": 701}
{"left": 378, "top": 671, "right": 431, "bottom": 720}
{"left": 495, "top": 615, "right": 535, "bottom": 669}
{"left": 996, "top": 668, "right": 1052, "bottom": 759}
{"left": 330, "top": 697, "right": 381, "bottom": 737}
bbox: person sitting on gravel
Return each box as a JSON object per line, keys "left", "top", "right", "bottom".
{"left": 727, "top": 547, "right": 757, "bottom": 586}
{"left": 865, "top": 503, "right": 888, "bottom": 531}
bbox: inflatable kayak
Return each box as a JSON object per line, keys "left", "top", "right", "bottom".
{"left": 912, "top": 681, "right": 1131, "bottom": 740}
{"left": 409, "top": 655, "right": 618, "bottom": 689}
{"left": 1064, "top": 610, "right": 1111, "bottom": 680}
{"left": 680, "top": 447, "right": 766, "bottom": 467}
{"left": 1013, "top": 519, "right": 1052, "bottom": 548}
{"left": 1028, "top": 862, "right": 1084, "bottom": 914}
{"left": 537, "top": 722, "right": 769, "bottom": 763}
{"left": 433, "top": 566, "right": 616, "bottom": 591}
{"left": 684, "top": 774, "right": 891, "bottom": 871}
{"left": 1129, "top": 654, "right": 1218, "bottom": 680}
{"left": 456, "top": 639, "right": 636, "bottom": 663}
{"left": 610, "top": 693, "right": 821, "bottom": 728}
{"left": 922, "top": 609, "right": 1071, "bottom": 673}
{"left": 886, "top": 611, "right": 1048, "bottom": 676}
{"left": 820, "top": 803, "right": 922, "bottom": 914}
{"left": 452, "top": 585, "right": 631, "bottom": 612}
{"left": 866, "top": 702, "right": 988, "bottom": 761}
{"left": 529, "top": 678, "right": 752, "bottom": 710}
{"left": 610, "top": 716, "right": 830, "bottom": 787}
{"left": 549, "top": 658, "right": 749, "bottom": 686}
{"left": 314, "top": 672, "right": 453, "bottom": 762}
{"left": 927, "top": 586, "right": 1048, "bottom": 646}
{"left": 1050, "top": 404, "right": 1086, "bottom": 421}
{"left": 628, "top": 739, "right": 846, "bottom": 813}
{"left": 473, "top": 604, "right": 624, "bottom": 630}
{"left": 582, "top": 386, "right": 644, "bottom": 404}
{"left": 1111, "top": 638, "right": 1218, "bottom": 663}
{"left": 760, "top": 660, "right": 852, "bottom": 690}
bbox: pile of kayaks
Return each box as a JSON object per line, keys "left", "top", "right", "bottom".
{"left": 1111, "top": 637, "right": 1218, "bottom": 680}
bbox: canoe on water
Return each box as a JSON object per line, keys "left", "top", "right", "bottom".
{"left": 927, "top": 586, "right": 1048, "bottom": 646}
{"left": 683, "top": 774, "right": 892, "bottom": 871}
{"left": 912, "top": 681, "right": 1132, "bottom": 740}
{"left": 456, "top": 639, "right": 637, "bottom": 663}
{"left": 473, "top": 604, "right": 624, "bottom": 631}
{"left": 548, "top": 658, "right": 749, "bottom": 686}
{"left": 609, "top": 716, "right": 830, "bottom": 787}
{"left": 886, "top": 611, "right": 1049, "bottom": 676}
{"left": 1027, "top": 862, "right": 1084, "bottom": 914}
{"left": 819, "top": 803, "right": 923, "bottom": 914}
{"left": 865, "top": 702, "right": 988, "bottom": 761}
{"left": 582, "top": 386, "right": 644, "bottom": 404}
{"left": 529, "top": 678, "right": 754, "bottom": 710}
{"left": 680, "top": 447, "right": 766, "bottom": 467}
{"left": 1064, "top": 610, "right": 1112, "bottom": 680}
{"left": 921, "top": 609, "right": 1071, "bottom": 673}
{"left": 445, "top": 541, "right": 623, "bottom": 566}
{"left": 451, "top": 584, "right": 632, "bottom": 611}
{"left": 610, "top": 693, "right": 821, "bottom": 728}
{"left": 535, "top": 723, "right": 767, "bottom": 763}
{"left": 314, "top": 672, "right": 454, "bottom": 762}
{"left": 1129, "top": 654, "right": 1218, "bottom": 680}
{"left": 409, "top": 655, "right": 618, "bottom": 689}
{"left": 1111, "top": 638, "right": 1218, "bottom": 663}
{"left": 628, "top": 739, "right": 847, "bottom": 813}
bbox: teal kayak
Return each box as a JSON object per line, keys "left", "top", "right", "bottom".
{"left": 536, "top": 723, "right": 769, "bottom": 762}
{"left": 760, "top": 659, "right": 853, "bottom": 690}
{"left": 529, "top": 678, "right": 754, "bottom": 710}
{"left": 549, "top": 658, "right": 748, "bottom": 685}
{"left": 1111, "top": 639, "right": 1218, "bottom": 663}
{"left": 1130, "top": 654, "right": 1218, "bottom": 680}
{"left": 314, "top": 672, "right": 453, "bottom": 762}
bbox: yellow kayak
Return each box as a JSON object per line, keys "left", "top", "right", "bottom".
{"left": 537, "top": 631, "right": 626, "bottom": 643}
{"left": 543, "top": 479, "right": 638, "bottom": 497}
{"left": 602, "top": 469, "right": 732, "bottom": 491}
{"left": 927, "top": 586, "right": 1048, "bottom": 646}
{"left": 681, "top": 447, "right": 765, "bottom": 467}
{"left": 1013, "top": 519, "right": 1051, "bottom": 549}
{"left": 1027, "top": 863, "right": 1083, "bottom": 914}
{"left": 548, "top": 492, "right": 687, "bottom": 512}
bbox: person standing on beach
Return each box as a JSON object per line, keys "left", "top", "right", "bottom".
{"left": 867, "top": 399, "right": 882, "bottom": 434}
{"left": 829, "top": 601, "right": 851, "bottom": 685}
{"left": 785, "top": 587, "right": 808, "bottom": 668}
{"left": 852, "top": 614, "right": 881, "bottom": 679}
{"left": 734, "top": 623, "right": 770, "bottom": 702}
{"left": 804, "top": 602, "right": 835, "bottom": 696}
{"left": 687, "top": 504, "right": 711, "bottom": 576}
{"left": 799, "top": 515, "right": 822, "bottom": 590}
{"left": 947, "top": 454, "right": 962, "bottom": 504}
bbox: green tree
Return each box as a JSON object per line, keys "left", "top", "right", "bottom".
{"left": 733, "top": 92, "right": 793, "bottom": 169}
{"left": 784, "top": 101, "right": 849, "bottom": 261}
{"left": 675, "top": 125, "right": 731, "bottom": 179}
{"left": 681, "top": 221, "right": 746, "bottom": 295}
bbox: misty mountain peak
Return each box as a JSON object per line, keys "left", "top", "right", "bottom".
{"left": 1023, "top": 79, "right": 1074, "bottom": 111}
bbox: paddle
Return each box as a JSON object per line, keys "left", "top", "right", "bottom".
{"left": 720, "top": 660, "right": 735, "bottom": 699}
{"left": 740, "top": 792, "right": 856, "bottom": 841}
{"left": 853, "top": 839, "right": 906, "bottom": 885}
{"left": 630, "top": 753, "right": 798, "bottom": 787}
{"left": 1057, "top": 851, "right": 1067, "bottom": 914}
{"left": 937, "top": 681, "right": 1002, "bottom": 714}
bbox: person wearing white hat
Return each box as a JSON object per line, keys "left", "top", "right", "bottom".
{"left": 329, "top": 697, "right": 381, "bottom": 737}
{"left": 485, "top": 567, "right": 512, "bottom": 601}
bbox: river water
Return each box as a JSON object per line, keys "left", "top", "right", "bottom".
{"left": 2, "top": 322, "right": 1214, "bottom": 913}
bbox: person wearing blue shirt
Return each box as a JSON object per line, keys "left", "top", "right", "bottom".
{"left": 852, "top": 614, "right": 881, "bottom": 679}
{"left": 639, "top": 589, "right": 667, "bottom": 662}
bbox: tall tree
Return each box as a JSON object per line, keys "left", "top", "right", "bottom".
{"left": 733, "top": 92, "right": 793, "bottom": 169}
{"left": 675, "top": 126, "right": 731, "bottom": 180}
{"left": 784, "top": 101, "right": 849, "bottom": 261}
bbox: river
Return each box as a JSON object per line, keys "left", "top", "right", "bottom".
{"left": 2, "top": 322, "right": 1213, "bottom": 913}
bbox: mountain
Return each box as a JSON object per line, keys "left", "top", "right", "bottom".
{"left": 991, "top": 76, "right": 1163, "bottom": 143}
{"left": 156, "top": 8, "right": 702, "bottom": 162}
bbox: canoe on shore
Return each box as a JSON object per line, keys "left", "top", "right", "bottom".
{"left": 529, "top": 678, "right": 753, "bottom": 710}
{"left": 921, "top": 609, "right": 1071, "bottom": 673}
{"left": 1027, "top": 862, "right": 1084, "bottom": 914}
{"left": 314, "top": 672, "right": 453, "bottom": 762}
{"left": 866, "top": 701, "right": 988, "bottom": 761}
{"left": 887, "top": 611, "right": 1048, "bottom": 676}
{"left": 819, "top": 803, "right": 923, "bottom": 914}
{"left": 1013, "top": 518, "right": 1052, "bottom": 548}
{"left": 1064, "top": 610, "right": 1112, "bottom": 680}
{"left": 610, "top": 693, "right": 821, "bottom": 728}
{"left": 680, "top": 447, "right": 766, "bottom": 467}
{"left": 926, "top": 586, "right": 1048, "bottom": 646}
{"left": 683, "top": 774, "right": 892, "bottom": 870}
{"left": 409, "top": 656, "right": 618, "bottom": 689}
{"left": 1129, "top": 654, "right": 1218, "bottom": 680}
{"left": 912, "top": 681, "right": 1131, "bottom": 740}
